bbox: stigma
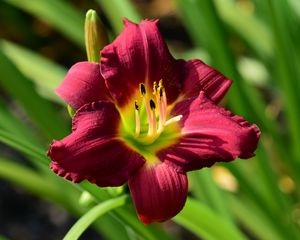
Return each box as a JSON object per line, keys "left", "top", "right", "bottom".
{"left": 134, "top": 81, "right": 182, "bottom": 144}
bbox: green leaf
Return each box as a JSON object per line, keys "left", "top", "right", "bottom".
{"left": 267, "top": 0, "right": 300, "bottom": 166}
{"left": 0, "top": 157, "right": 69, "bottom": 206}
{"left": 0, "top": 129, "right": 49, "bottom": 164}
{"left": 63, "top": 195, "right": 129, "bottom": 240}
{"left": 0, "top": 40, "right": 66, "bottom": 103}
{"left": 0, "top": 98, "right": 40, "bottom": 145}
{"left": 96, "top": 0, "right": 142, "bottom": 33}
{"left": 189, "top": 169, "right": 233, "bottom": 222}
{"left": 228, "top": 196, "right": 284, "bottom": 240}
{"left": 0, "top": 49, "right": 69, "bottom": 140}
{"left": 3, "top": 0, "right": 84, "bottom": 47}
{"left": 0, "top": 156, "right": 130, "bottom": 240}
{"left": 214, "top": 0, "right": 273, "bottom": 60}
{"left": 174, "top": 198, "right": 246, "bottom": 240}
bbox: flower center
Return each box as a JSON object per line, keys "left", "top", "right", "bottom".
{"left": 134, "top": 81, "right": 182, "bottom": 145}
{"left": 119, "top": 80, "right": 182, "bottom": 165}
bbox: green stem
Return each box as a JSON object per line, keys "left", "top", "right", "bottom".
{"left": 63, "top": 195, "right": 129, "bottom": 240}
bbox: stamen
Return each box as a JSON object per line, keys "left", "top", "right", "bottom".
{"left": 160, "top": 87, "right": 167, "bottom": 125}
{"left": 133, "top": 81, "right": 180, "bottom": 144}
{"left": 162, "top": 88, "right": 167, "bottom": 110}
{"left": 139, "top": 83, "right": 152, "bottom": 126}
{"left": 148, "top": 99, "right": 157, "bottom": 136}
{"left": 156, "top": 86, "right": 164, "bottom": 130}
{"left": 135, "top": 101, "right": 140, "bottom": 136}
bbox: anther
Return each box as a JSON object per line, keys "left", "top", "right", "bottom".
{"left": 150, "top": 99, "right": 156, "bottom": 110}
{"left": 134, "top": 101, "right": 139, "bottom": 110}
{"left": 148, "top": 99, "right": 157, "bottom": 136}
{"left": 159, "top": 87, "right": 163, "bottom": 98}
{"left": 139, "top": 83, "right": 146, "bottom": 95}
{"left": 159, "top": 79, "right": 163, "bottom": 87}
{"left": 153, "top": 81, "right": 157, "bottom": 95}
{"left": 135, "top": 101, "right": 140, "bottom": 136}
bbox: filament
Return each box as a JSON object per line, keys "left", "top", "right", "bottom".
{"left": 134, "top": 80, "right": 181, "bottom": 143}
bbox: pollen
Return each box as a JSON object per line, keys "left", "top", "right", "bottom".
{"left": 134, "top": 80, "right": 182, "bottom": 144}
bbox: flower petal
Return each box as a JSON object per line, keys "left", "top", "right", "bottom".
{"left": 100, "top": 19, "right": 181, "bottom": 107}
{"left": 180, "top": 59, "right": 232, "bottom": 103}
{"left": 128, "top": 163, "right": 188, "bottom": 224}
{"left": 48, "top": 101, "right": 145, "bottom": 187}
{"left": 56, "top": 62, "right": 111, "bottom": 109}
{"left": 157, "top": 92, "right": 260, "bottom": 172}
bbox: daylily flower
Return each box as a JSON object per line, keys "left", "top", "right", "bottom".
{"left": 48, "top": 19, "right": 260, "bottom": 224}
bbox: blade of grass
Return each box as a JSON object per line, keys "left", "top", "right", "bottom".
{"left": 0, "top": 49, "right": 69, "bottom": 140}
{"left": 0, "top": 40, "right": 66, "bottom": 103}
{"left": 0, "top": 157, "right": 132, "bottom": 240}
{"left": 0, "top": 157, "right": 71, "bottom": 207}
{"left": 289, "top": 0, "right": 300, "bottom": 19}
{"left": 63, "top": 195, "right": 129, "bottom": 240}
{"left": 0, "top": 129, "right": 49, "bottom": 164}
{"left": 3, "top": 0, "right": 84, "bottom": 47}
{"left": 173, "top": 197, "right": 246, "bottom": 240}
{"left": 96, "top": 0, "right": 142, "bottom": 33}
{"left": 189, "top": 169, "right": 233, "bottom": 222}
{"left": 228, "top": 157, "right": 300, "bottom": 239}
{"left": 214, "top": 0, "right": 273, "bottom": 61}
{"left": 0, "top": 98, "right": 41, "bottom": 145}
{"left": 228, "top": 195, "right": 284, "bottom": 240}
{"left": 267, "top": 0, "right": 300, "bottom": 166}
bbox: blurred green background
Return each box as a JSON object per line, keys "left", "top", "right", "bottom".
{"left": 0, "top": 0, "right": 300, "bottom": 239}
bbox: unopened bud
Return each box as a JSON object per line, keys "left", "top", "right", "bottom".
{"left": 85, "top": 9, "right": 109, "bottom": 63}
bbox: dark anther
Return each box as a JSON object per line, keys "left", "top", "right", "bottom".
{"left": 150, "top": 99, "right": 156, "bottom": 110}
{"left": 135, "top": 101, "right": 139, "bottom": 110}
{"left": 139, "top": 83, "right": 146, "bottom": 95}
{"left": 159, "top": 88, "right": 163, "bottom": 97}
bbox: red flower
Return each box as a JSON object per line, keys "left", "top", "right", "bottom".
{"left": 48, "top": 19, "right": 260, "bottom": 224}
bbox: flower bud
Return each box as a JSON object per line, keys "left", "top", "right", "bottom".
{"left": 85, "top": 9, "right": 109, "bottom": 63}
